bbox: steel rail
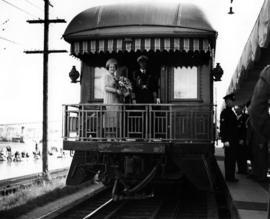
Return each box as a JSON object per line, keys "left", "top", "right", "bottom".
{"left": 36, "top": 185, "right": 107, "bottom": 219}
{"left": 82, "top": 198, "right": 113, "bottom": 219}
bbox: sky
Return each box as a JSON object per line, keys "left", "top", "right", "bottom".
{"left": 0, "top": 0, "right": 265, "bottom": 124}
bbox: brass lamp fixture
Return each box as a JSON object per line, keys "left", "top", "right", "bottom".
{"left": 69, "top": 66, "right": 80, "bottom": 83}
{"left": 212, "top": 63, "right": 224, "bottom": 81}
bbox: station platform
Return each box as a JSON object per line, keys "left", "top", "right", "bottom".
{"left": 215, "top": 147, "right": 269, "bottom": 219}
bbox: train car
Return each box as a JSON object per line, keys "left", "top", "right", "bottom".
{"left": 62, "top": 2, "right": 218, "bottom": 197}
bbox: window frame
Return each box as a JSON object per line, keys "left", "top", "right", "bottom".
{"left": 89, "top": 67, "right": 106, "bottom": 102}
{"left": 170, "top": 66, "right": 201, "bottom": 102}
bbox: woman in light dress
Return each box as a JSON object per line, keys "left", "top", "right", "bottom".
{"left": 103, "top": 58, "right": 122, "bottom": 138}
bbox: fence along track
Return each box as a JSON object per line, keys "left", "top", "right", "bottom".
{"left": 0, "top": 168, "right": 68, "bottom": 196}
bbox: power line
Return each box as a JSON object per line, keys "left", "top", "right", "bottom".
{"left": 24, "top": 0, "right": 58, "bottom": 19}
{"left": 0, "top": 0, "right": 40, "bottom": 18}
{"left": 0, "top": 35, "right": 20, "bottom": 45}
{"left": 23, "top": 0, "right": 43, "bottom": 11}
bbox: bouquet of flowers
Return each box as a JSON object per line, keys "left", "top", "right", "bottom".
{"left": 115, "top": 76, "right": 133, "bottom": 98}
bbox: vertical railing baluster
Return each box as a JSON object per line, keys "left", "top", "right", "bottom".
{"left": 155, "top": 112, "right": 157, "bottom": 139}
{"left": 89, "top": 109, "right": 92, "bottom": 139}
{"left": 82, "top": 105, "right": 85, "bottom": 141}
{"left": 101, "top": 105, "right": 103, "bottom": 139}
{"left": 170, "top": 105, "right": 173, "bottom": 140}
{"left": 85, "top": 107, "right": 88, "bottom": 140}
{"left": 86, "top": 108, "right": 89, "bottom": 140}
{"left": 119, "top": 105, "right": 122, "bottom": 139}
{"left": 68, "top": 107, "right": 71, "bottom": 139}
{"left": 192, "top": 110, "right": 194, "bottom": 140}
{"left": 160, "top": 114, "right": 162, "bottom": 137}
{"left": 163, "top": 115, "right": 165, "bottom": 137}
{"left": 146, "top": 105, "right": 149, "bottom": 141}
{"left": 123, "top": 106, "right": 126, "bottom": 138}
{"left": 67, "top": 106, "right": 69, "bottom": 139}
{"left": 127, "top": 111, "right": 130, "bottom": 138}
{"left": 77, "top": 106, "right": 80, "bottom": 141}
{"left": 63, "top": 105, "right": 67, "bottom": 139}
{"left": 153, "top": 105, "right": 155, "bottom": 138}
{"left": 134, "top": 117, "right": 136, "bottom": 135}
{"left": 167, "top": 107, "right": 169, "bottom": 140}
{"left": 85, "top": 109, "right": 87, "bottom": 140}
{"left": 92, "top": 109, "right": 94, "bottom": 139}
{"left": 96, "top": 108, "right": 98, "bottom": 138}
{"left": 78, "top": 106, "right": 80, "bottom": 140}
{"left": 165, "top": 111, "right": 168, "bottom": 140}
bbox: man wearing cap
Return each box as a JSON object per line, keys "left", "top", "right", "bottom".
{"left": 131, "top": 55, "right": 158, "bottom": 103}
{"left": 220, "top": 93, "right": 239, "bottom": 182}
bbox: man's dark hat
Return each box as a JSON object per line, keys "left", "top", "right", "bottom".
{"left": 223, "top": 93, "right": 235, "bottom": 101}
{"left": 137, "top": 55, "right": 149, "bottom": 63}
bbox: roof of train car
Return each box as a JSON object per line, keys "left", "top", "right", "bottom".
{"left": 226, "top": 0, "right": 270, "bottom": 105}
{"left": 63, "top": 2, "right": 216, "bottom": 42}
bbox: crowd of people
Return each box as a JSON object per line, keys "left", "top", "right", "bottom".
{"left": 220, "top": 65, "right": 270, "bottom": 184}
{"left": 0, "top": 143, "right": 69, "bottom": 162}
{"left": 0, "top": 146, "right": 30, "bottom": 162}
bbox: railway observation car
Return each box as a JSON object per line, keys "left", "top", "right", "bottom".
{"left": 62, "top": 2, "right": 218, "bottom": 197}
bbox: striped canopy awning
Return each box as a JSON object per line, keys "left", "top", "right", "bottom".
{"left": 70, "top": 37, "right": 213, "bottom": 56}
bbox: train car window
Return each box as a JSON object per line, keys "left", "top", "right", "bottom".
{"left": 94, "top": 67, "right": 106, "bottom": 99}
{"left": 173, "top": 67, "right": 198, "bottom": 99}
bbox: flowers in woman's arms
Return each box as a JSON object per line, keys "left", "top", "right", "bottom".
{"left": 115, "top": 76, "right": 132, "bottom": 97}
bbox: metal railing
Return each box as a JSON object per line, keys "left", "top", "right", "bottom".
{"left": 63, "top": 104, "right": 213, "bottom": 142}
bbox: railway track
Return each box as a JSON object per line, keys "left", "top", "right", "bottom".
{"left": 51, "top": 187, "right": 113, "bottom": 219}
{"left": 46, "top": 182, "right": 219, "bottom": 219}
{"left": 37, "top": 158, "right": 234, "bottom": 219}
{"left": 0, "top": 168, "right": 69, "bottom": 196}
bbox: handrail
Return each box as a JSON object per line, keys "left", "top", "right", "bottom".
{"left": 62, "top": 103, "right": 214, "bottom": 107}
{"left": 63, "top": 103, "right": 214, "bottom": 142}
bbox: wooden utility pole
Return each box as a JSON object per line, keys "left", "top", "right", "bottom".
{"left": 25, "top": 0, "right": 66, "bottom": 180}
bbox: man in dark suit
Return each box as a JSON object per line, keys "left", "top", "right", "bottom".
{"left": 131, "top": 55, "right": 157, "bottom": 104}
{"left": 129, "top": 55, "right": 158, "bottom": 139}
{"left": 220, "top": 93, "right": 239, "bottom": 182}
{"left": 234, "top": 105, "right": 248, "bottom": 174}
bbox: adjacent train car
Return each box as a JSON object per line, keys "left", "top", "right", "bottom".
{"left": 62, "top": 2, "right": 218, "bottom": 196}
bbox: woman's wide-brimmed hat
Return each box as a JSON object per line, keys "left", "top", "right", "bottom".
{"left": 106, "top": 58, "right": 118, "bottom": 69}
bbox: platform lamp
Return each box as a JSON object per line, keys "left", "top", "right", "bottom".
{"left": 212, "top": 63, "right": 224, "bottom": 81}
{"left": 228, "top": 0, "right": 234, "bottom": 15}
{"left": 69, "top": 66, "right": 80, "bottom": 83}
{"left": 228, "top": 7, "right": 234, "bottom": 15}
